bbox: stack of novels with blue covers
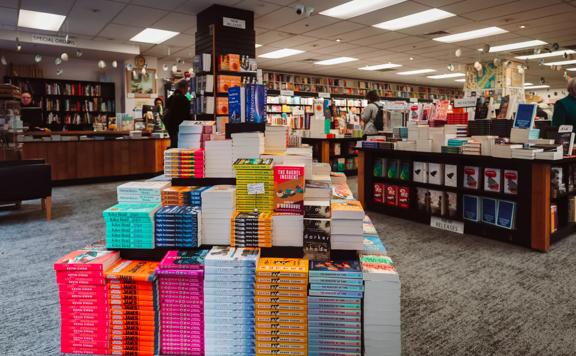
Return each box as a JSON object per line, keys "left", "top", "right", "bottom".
{"left": 203, "top": 246, "right": 260, "bottom": 356}
{"left": 308, "top": 260, "right": 364, "bottom": 356}
{"left": 154, "top": 206, "right": 201, "bottom": 248}
{"left": 103, "top": 203, "right": 160, "bottom": 249}
{"left": 190, "top": 186, "right": 210, "bottom": 208}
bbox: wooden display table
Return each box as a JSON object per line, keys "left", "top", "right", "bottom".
{"left": 301, "top": 136, "right": 362, "bottom": 176}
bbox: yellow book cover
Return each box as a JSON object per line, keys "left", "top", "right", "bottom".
{"left": 256, "top": 258, "right": 308, "bottom": 278}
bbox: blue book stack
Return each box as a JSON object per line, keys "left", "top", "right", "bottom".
{"left": 308, "top": 260, "right": 363, "bottom": 356}
{"left": 103, "top": 203, "right": 160, "bottom": 249}
{"left": 447, "top": 138, "right": 469, "bottom": 147}
{"left": 190, "top": 186, "right": 211, "bottom": 208}
{"left": 154, "top": 206, "right": 201, "bottom": 248}
{"left": 204, "top": 246, "right": 260, "bottom": 356}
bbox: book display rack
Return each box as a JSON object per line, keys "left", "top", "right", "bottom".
{"left": 302, "top": 136, "right": 363, "bottom": 176}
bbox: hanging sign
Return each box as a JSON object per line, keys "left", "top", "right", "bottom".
{"left": 223, "top": 17, "right": 246, "bottom": 29}
{"left": 318, "top": 92, "right": 331, "bottom": 98}
{"left": 280, "top": 90, "right": 294, "bottom": 97}
{"left": 31, "top": 34, "right": 76, "bottom": 47}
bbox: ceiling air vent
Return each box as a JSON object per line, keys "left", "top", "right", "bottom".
{"left": 424, "top": 30, "right": 449, "bottom": 36}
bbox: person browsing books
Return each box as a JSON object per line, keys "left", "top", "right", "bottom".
{"left": 164, "top": 80, "right": 191, "bottom": 148}
{"left": 20, "top": 91, "right": 34, "bottom": 107}
{"left": 552, "top": 78, "right": 576, "bottom": 130}
{"left": 361, "top": 90, "right": 381, "bottom": 135}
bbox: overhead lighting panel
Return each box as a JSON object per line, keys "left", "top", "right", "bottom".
{"left": 515, "top": 50, "right": 575, "bottom": 60}
{"left": 427, "top": 73, "right": 465, "bottom": 79}
{"left": 255, "top": 44, "right": 262, "bottom": 48}
{"left": 320, "top": 0, "right": 406, "bottom": 20}
{"left": 524, "top": 85, "right": 550, "bottom": 89}
{"left": 454, "top": 79, "right": 465, "bottom": 82}
{"left": 18, "top": 9, "right": 66, "bottom": 31}
{"left": 544, "top": 59, "right": 576, "bottom": 66}
{"left": 359, "top": 63, "right": 402, "bottom": 71}
{"left": 486, "top": 40, "right": 547, "bottom": 53}
{"left": 258, "top": 48, "right": 304, "bottom": 59}
{"left": 433, "top": 27, "right": 508, "bottom": 43}
{"left": 567, "top": 68, "right": 576, "bottom": 72}
{"left": 315, "top": 57, "right": 358, "bottom": 65}
{"left": 130, "top": 28, "right": 179, "bottom": 44}
{"left": 524, "top": 82, "right": 534, "bottom": 86}
{"left": 373, "top": 9, "right": 455, "bottom": 31}
{"left": 397, "top": 69, "right": 436, "bottom": 75}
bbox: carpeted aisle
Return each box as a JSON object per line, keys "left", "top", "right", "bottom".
{"left": 0, "top": 178, "right": 575, "bottom": 355}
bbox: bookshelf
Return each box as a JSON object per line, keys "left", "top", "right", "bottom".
{"left": 301, "top": 136, "right": 362, "bottom": 176}
{"left": 4, "top": 76, "right": 115, "bottom": 131}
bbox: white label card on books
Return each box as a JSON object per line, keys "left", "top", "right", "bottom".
{"left": 558, "top": 125, "right": 573, "bottom": 133}
{"left": 454, "top": 97, "right": 477, "bottom": 108}
{"left": 223, "top": 17, "right": 246, "bottom": 29}
{"left": 247, "top": 183, "right": 265, "bottom": 195}
{"left": 430, "top": 217, "right": 464, "bottom": 234}
{"left": 318, "top": 92, "right": 331, "bottom": 98}
{"left": 280, "top": 90, "right": 294, "bottom": 97}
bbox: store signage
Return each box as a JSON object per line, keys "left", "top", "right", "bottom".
{"left": 280, "top": 90, "right": 294, "bottom": 96}
{"left": 223, "top": 17, "right": 246, "bottom": 30}
{"left": 318, "top": 92, "right": 331, "bottom": 98}
{"left": 247, "top": 183, "right": 265, "bottom": 195}
{"left": 409, "top": 98, "right": 418, "bottom": 103}
{"left": 454, "top": 97, "right": 477, "bottom": 108}
{"left": 31, "top": 33, "right": 76, "bottom": 47}
{"left": 558, "top": 125, "right": 572, "bottom": 133}
{"left": 430, "top": 217, "right": 464, "bottom": 234}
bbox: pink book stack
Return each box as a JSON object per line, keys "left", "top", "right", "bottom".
{"left": 54, "top": 249, "right": 120, "bottom": 355}
{"left": 157, "top": 250, "right": 209, "bottom": 355}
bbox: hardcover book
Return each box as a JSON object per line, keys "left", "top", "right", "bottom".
{"left": 483, "top": 168, "right": 502, "bottom": 192}
{"left": 496, "top": 200, "right": 516, "bottom": 229}
{"left": 309, "top": 260, "right": 362, "bottom": 279}
{"left": 463, "top": 166, "right": 480, "bottom": 190}
{"left": 482, "top": 198, "right": 498, "bottom": 225}
{"left": 503, "top": 170, "right": 518, "bottom": 195}
{"left": 54, "top": 250, "right": 120, "bottom": 272}
{"left": 463, "top": 195, "right": 480, "bottom": 222}
{"left": 274, "top": 165, "right": 304, "bottom": 214}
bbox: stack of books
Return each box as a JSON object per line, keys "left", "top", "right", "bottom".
{"left": 204, "top": 139, "right": 235, "bottom": 177}
{"left": 200, "top": 185, "right": 236, "bottom": 245}
{"left": 164, "top": 148, "right": 205, "bottom": 178}
{"left": 103, "top": 203, "right": 160, "bottom": 249}
{"left": 361, "top": 255, "right": 401, "bottom": 356}
{"left": 491, "top": 144, "right": 523, "bottom": 159}
{"left": 232, "top": 132, "right": 264, "bottom": 161}
{"left": 105, "top": 259, "right": 160, "bottom": 356}
{"left": 255, "top": 258, "right": 309, "bottom": 356}
{"left": 204, "top": 247, "right": 260, "bottom": 356}
{"left": 190, "top": 186, "right": 210, "bottom": 208}
{"left": 273, "top": 165, "right": 305, "bottom": 214}
{"left": 264, "top": 125, "right": 288, "bottom": 153}
{"left": 362, "top": 216, "right": 387, "bottom": 256}
{"left": 178, "top": 121, "right": 212, "bottom": 149}
{"left": 154, "top": 206, "right": 201, "bottom": 248}
{"left": 303, "top": 200, "right": 331, "bottom": 261}
{"left": 117, "top": 181, "right": 169, "bottom": 204}
{"left": 462, "top": 140, "right": 482, "bottom": 155}
{"left": 441, "top": 146, "right": 462, "bottom": 154}
{"left": 444, "top": 124, "right": 468, "bottom": 137}
{"left": 308, "top": 260, "right": 363, "bottom": 355}
{"left": 304, "top": 180, "right": 331, "bottom": 202}
{"left": 331, "top": 200, "right": 364, "bottom": 250}
{"left": 54, "top": 249, "right": 120, "bottom": 355}
{"left": 272, "top": 214, "right": 304, "bottom": 246}
{"left": 157, "top": 250, "right": 208, "bottom": 355}
{"left": 285, "top": 147, "right": 313, "bottom": 180}
{"left": 233, "top": 158, "right": 275, "bottom": 213}
{"left": 231, "top": 211, "right": 273, "bottom": 247}
{"left": 511, "top": 146, "right": 544, "bottom": 160}
{"left": 161, "top": 186, "right": 193, "bottom": 206}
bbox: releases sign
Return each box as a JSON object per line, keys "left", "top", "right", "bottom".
{"left": 430, "top": 216, "right": 464, "bottom": 234}
{"left": 223, "top": 17, "right": 246, "bottom": 29}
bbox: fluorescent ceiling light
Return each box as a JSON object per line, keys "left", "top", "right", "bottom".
{"left": 485, "top": 40, "right": 547, "bottom": 53}
{"left": 524, "top": 82, "right": 533, "bottom": 86}
{"left": 427, "top": 73, "right": 465, "bottom": 79}
{"left": 525, "top": 85, "right": 550, "bottom": 89}
{"left": 258, "top": 48, "right": 304, "bottom": 59}
{"left": 315, "top": 57, "right": 358, "bottom": 65}
{"left": 320, "top": 0, "right": 407, "bottom": 20}
{"left": 130, "top": 28, "right": 179, "bottom": 44}
{"left": 255, "top": 44, "right": 262, "bottom": 48}
{"left": 18, "top": 9, "right": 66, "bottom": 31}
{"left": 359, "top": 63, "right": 402, "bottom": 71}
{"left": 544, "top": 59, "right": 576, "bottom": 66}
{"left": 567, "top": 68, "right": 576, "bottom": 72}
{"left": 515, "top": 50, "right": 576, "bottom": 60}
{"left": 397, "top": 69, "right": 436, "bottom": 75}
{"left": 433, "top": 27, "right": 508, "bottom": 43}
{"left": 454, "top": 79, "right": 465, "bottom": 82}
{"left": 373, "top": 9, "right": 455, "bottom": 31}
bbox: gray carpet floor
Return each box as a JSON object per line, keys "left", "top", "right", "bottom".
{"left": 1, "top": 178, "right": 575, "bottom": 356}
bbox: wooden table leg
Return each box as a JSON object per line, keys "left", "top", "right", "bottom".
{"left": 321, "top": 141, "right": 330, "bottom": 164}
{"left": 43, "top": 196, "right": 52, "bottom": 221}
{"left": 531, "top": 163, "right": 550, "bottom": 252}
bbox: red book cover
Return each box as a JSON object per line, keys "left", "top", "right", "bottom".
{"left": 274, "top": 165, "right": 305, "bottom": 214}
{"left": 385, "top": 185, "right": 398, "bottom": 207}
{"left": 54, "top": 250, "right": 120, "bottom": 272}
{"left": 398, "top": 186, "right": 410, "bottom": 209}
{"left": 373, "top": 183, "right": 384, "bottom": 203}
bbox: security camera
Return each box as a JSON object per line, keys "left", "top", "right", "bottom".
{"left": 295, "top": 4, "right": 314, "bottom": 17}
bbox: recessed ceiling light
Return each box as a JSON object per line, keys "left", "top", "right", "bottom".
{"left": 255, "top": 44, "right": 262, "bottom": 48}
{"left": 520, "top": 25, "right": 526, "bottom": 29}
{"left": 315, "top": 57, "right": 358, "bottom": 65}
{"left": 427, "top": 73, "right": 465, "bottom": 79}
{"left": 454, "top": 78, "right": 465, "bottom": 82}
{"left": 515, "top": 50, "right": 575, "bottom": 60}
{"left": 18, "top": 9, "right": 66, "bottom": 31}
{"left": 130, "top": 28, "right": 179, "bottom": 44}
{"left": 258, "top": 48, "right": 304, "bottom": 59}
{"left": 433, "top": 27, "right": 508, "bottom": 43}
{"left": 524, "top": 85, "right": 550, "bottom": 89}
{"left": 524, "top": 82, "right": 534, "bottom": 86}
{"left": 320, "top": 0, "right": 407, "bottom": 20}
{"left": 397, "top": 69, "right": 436, "bottom": 75}
{"left": 373, "top": 8, "right": 455, "bottom": 31}
{"left": 336, "top": 38, "right": 342, "bottom": 42}
{"left": 359, "top": 63, "right": 402, "bottom": 71}
{"left": 567, "top": 68, "right": 576, "bottom": 72}
{"left": 409, "top": 57, "right": 414, "bottom": 61}
{"left": 484, "top": 40, "right": 547, "bottom": 53}
{"left": 544, "top": 59, "right": 576, "bottom": 66}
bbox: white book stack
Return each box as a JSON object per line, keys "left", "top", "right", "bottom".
{"left": 395, "top": 140, "right": 416, "bottom": 151}
{"left": 330, "top": 200, "right": 364, "bottom": 250}
{"left": 204, "top": 140, "right": 235, "bottom": 178}
{"left": 491, "top": 144, "right": 523, "bottom": 159}
{"left": 272, "top": 214, "right": 304, "bottom": 246}
{"left": 361, "top": 255, "right": 401, "bottom": 356}
{"left": 471, "top": 136, "right": 498, "bottom": 156}
{"left": 178, "top": 121, "right": 203, "bottom": 149}
{"left": 312, "top": 162, "right": 331, "bottom": 182}
{"left": 445, "top": 124, "right": 468, "bottom": 137}
{"left": 428, "top": 127, "right": 445, "bottom": 153}
{"left": 264, "top": 125, "right": 288, "bottom": 153}
{"left": 201, "top": 185, "right": 236, "bottom": 245}
{"left": 462, "top": 141, "right": 482, "bottom": 155}
{"left": 309, "top": 119, "right": 325, "bottom": 137}
{"left": 231, "top": 132, "right": 264, "bottom": 160}
{"left": 285, "top": 147, "right": 313, "bottom": 180}
{"left": 116, "top": 181, "right": 169, "bottom": 204}
{"left": 304, "top": 181, "right": 331, "bottom": 202}
{"left": 511, "top": 147, "right": 543, "bottom": 160}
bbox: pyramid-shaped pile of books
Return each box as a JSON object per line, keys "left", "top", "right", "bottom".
{"left": 231, "top": 211, "right": 273, "bottom": 248}
{"left": 105, "top": 259, "right": 160, "bottom": 356}
{"left": 161, "top": 186, "right": 193, "bottom": 206}
{"left": 154, "top": 206, "right": 201, "bottom": 248}
{"left": 157, "top": 250, "right": 208, "bottom": 355}
{"left": 308, "top": 260, "right": 363, "bottom": 355}
{"left": 103, "top": 203, "right": 160, "bottom": 249}
{"left": 117, "top": 181, "right": 169, "bottom": 204}
{"left": 255, "top": 258, "right": 308, "bottom": 356}
{"left": 203, "top": 247, "right": 260, "bottom": 356}
{"left": 233, "top": 158, "right": 274, "bottom": 213}
{"left": 54, "top": 249, "right": 120, "bottom": 355}
{"left": 164, "top": 148, "right": 205, "bottom": 178}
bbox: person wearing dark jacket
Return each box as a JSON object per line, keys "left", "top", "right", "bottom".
{"left": 164, "top": 79, "right": 191, "bottom": 148}
{"left": 552, "top": 78, "right": 576, "bottom": 130}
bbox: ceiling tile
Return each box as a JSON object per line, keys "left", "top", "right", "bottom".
{"left": 67, "top": 0, "right": 126, "bottom": 37}
{"left": 234, "top": 0, "right": 282, "bottom": 17}
{"left": 19, "top": 0, "right": 75, "bottom": 14}
{"left": 112, "top": 5, "right": 168, "bottom": 27}
{"left": 153, "top": 12, "right": 196, "bottom": 33}
{"left": 0, "top": 0, "right": 17, "bottom": 8}
{"left": 162, "top": 33, "right": 195, "bottom": 47}
{"left": 462, "top": 1, "right": 565, "bottom": 21}
{"left": 142, "top": 44, "right": 184, "bottom": 57}
{"left": 276, "top": 15, "right": 339, "bottom": 34}
{"left": 246, "top": 6, "right": 299, "bottom": 29}
{"left": 0, "top": 6, "right": 17, "bottom": 27}
{"left": 303, "top": 21, "right": 365, "bottom": 38}
{"left": 255, "top": 30, "right": 295, "bottom": 45}
{"left": 130, "top": 0, "right": 185, "bottom": 11}
{"left": 98, "top": 23, "right": 145, "bottom": 41}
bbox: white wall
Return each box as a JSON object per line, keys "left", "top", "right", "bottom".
{"left": 528, "top": 88, "right": 569, "bottom": 104}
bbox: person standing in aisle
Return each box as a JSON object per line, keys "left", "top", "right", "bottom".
{"left": 361, "top": 90, "right": 381, "bottom": 135}
{"left": 20, "top": 91, "right": 35, "bottom": 107}
{"left": 552, "top": 78, "right": 576, "bottom": 129}
{"left": 164, "top": 79, "right": 191, "bottom": 148}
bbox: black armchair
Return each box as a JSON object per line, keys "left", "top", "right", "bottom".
{"left": 0, "top": 159, "right": 52, "bottom": 220}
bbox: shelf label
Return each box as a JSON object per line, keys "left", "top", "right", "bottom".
{"left": 453, "top": 97, "right": 477, "bottom": 108}
{"left": 318, "top": 92, "right": 331, "bottom": 98}
{"left": 430, "top": 217, "right": 464, "bottom": 234}
{"left": 558, "top": 125, "right": 573, "bottom": 133}
{"left": 280, "top": 90, "right": 294, "bottom": 97}
{"left": 223, "top": 17, "right": 246, "bottom": 29}
{"left": 247, "top": 183, "right": 265, "bottom": 195}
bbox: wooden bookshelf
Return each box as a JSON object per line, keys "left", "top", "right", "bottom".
{"left": 302, "top": 136, "right": 362, "bottom": 176}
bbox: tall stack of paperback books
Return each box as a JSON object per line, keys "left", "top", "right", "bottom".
{"left": 303, "top": 200, "right": 331, "bottom": 261}
{"left": 103, "top": 203, "right": 160, "bottom": 249}
{"left": 203, "top": 247, "right": 260, "bottom": 356}
{"left": 361, "top": 255, "right": 401, "bottom": 356}
{"left": 233, "top": 158, "right": 275, "bottom": 213}
{"left": 264, "top": 125, "right": 288, "bottom": 153}
{"left": 232, "top": 132, "right": 265, "bottom": 161}
{"left": 255, "top": 258, "right": 309, "bottom": 356}
{"left": 164, "top": 148, "right": 205, "bottom": 178}
{"left": 190, "top": 186, "right": 210, "bottom": 208}
{"left": 55, "top": 249, "right": 120, "bottom": 355}
{"left": 231, "top": 211, "right": 273, "bottom": 247}
{"left": 330, "top": 200, "right": 365, "bottom": 250}
{"left": 157, "top": 250, "right": 208, "bottom": 355}
{"left": 308, "top": 260, "right": 364, "bottom": 356}
{"left": 105, "top": 259, "right": 160, "bottom": 355}
{"left": 204, "top": 139, "right": 235, "bottom": 178}
{"left": 154, "top": 206, "right": 201, "bottom": 248}
{"left": 201, "top": 185, "right": 236, "bottom": 245}
{"left": 117, "top": 182, "right": 169, "bottom": 204}
{"left": 161, "top": 186, "right": 193, "bottom": 206}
